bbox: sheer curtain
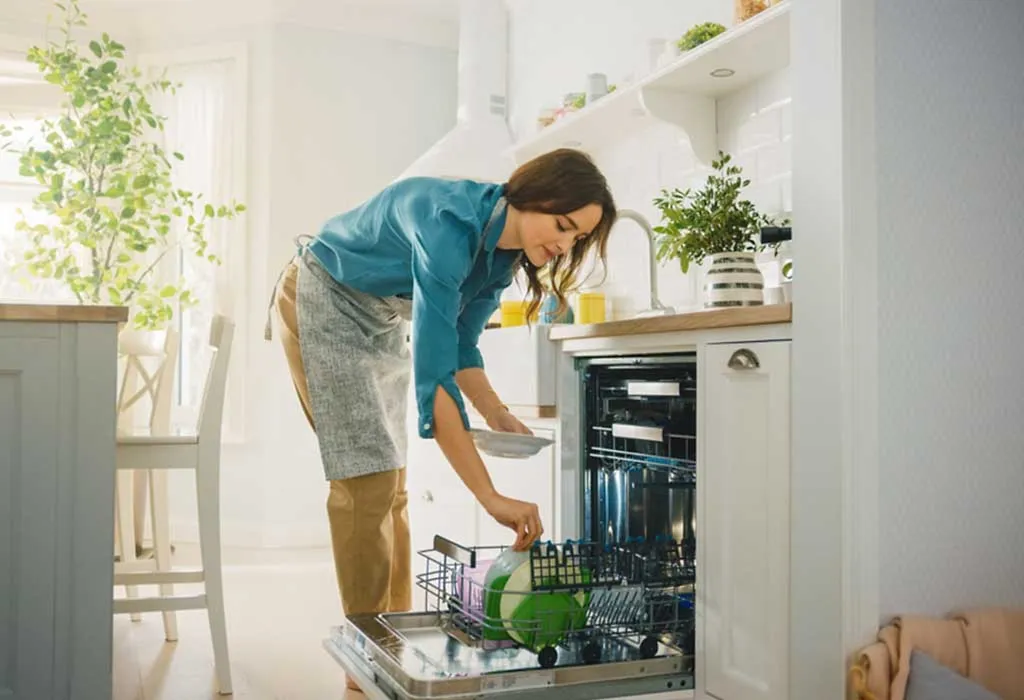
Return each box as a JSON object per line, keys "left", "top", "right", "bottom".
{"left": 146, "top": 48, "right": 247, "bottom": 439}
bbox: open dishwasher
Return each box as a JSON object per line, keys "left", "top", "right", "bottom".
{"left": 324, "top": 534, "right": 695, "bottom": 699}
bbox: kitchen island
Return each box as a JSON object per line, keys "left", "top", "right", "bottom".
{"left": 0, "top": 302, "right": 127, "bottom": 700}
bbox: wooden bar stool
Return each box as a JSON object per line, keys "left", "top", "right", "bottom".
{"left": 113, "top": 315, "right": 234, "bottom": 695}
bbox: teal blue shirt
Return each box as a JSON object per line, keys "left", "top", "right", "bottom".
{"left": 307, "top": 177, "right": 519, "bottom": 439}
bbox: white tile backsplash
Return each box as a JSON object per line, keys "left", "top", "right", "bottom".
{"left": 781, "top": 175, "right": 793, "bottom": 213}
{"left": 757, "top": 68, "right": 792, "bottom": 113}
{"left": 717, "top": 81, "right": 760, "bottom": 133}
{"left": 508, "top": 6, "right": 793, "bottom": 319}
{"left": 736, "top": 107, "right": 783, "bottom": 154}
{"left": 757, "top": 140, "right": 791, "bottom": 182}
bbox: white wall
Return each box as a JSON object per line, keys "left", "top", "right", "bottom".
{"left": 2, "top": 2, "right": 458, "bottom": 550}
{"left": 875, "top": 0, "right": 1024, "bottom": 619}
{"left": 789, "top": 0, "right": 861, "bottom": 694}
{"left": 132, "top": 21, "right": 457, "bottom": 548}
{"left": 791, "top": 1, "right": 1024, "bottom": 694}
{"left": 254, "top": 23, "right": 457, "bottom": 545}
{"left": 507, "top": 0, "right": 792, "bottom": 318}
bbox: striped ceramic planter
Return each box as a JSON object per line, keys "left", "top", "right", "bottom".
{"left": 703, "top": 251, "right": 764, "bottom": 308}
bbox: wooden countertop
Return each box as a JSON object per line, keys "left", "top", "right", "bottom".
{"left": 548, "top": 303, "right": 792, "bottom": 340}
{"left": 0, "top": 302, "right": 129, "bottom": 323}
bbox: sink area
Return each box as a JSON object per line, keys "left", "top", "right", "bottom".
{"left": 612, "top": 209, "right": 675, "bottom": 319}
{"left": 632, "top": 306, "right": 677, "bottom": 319}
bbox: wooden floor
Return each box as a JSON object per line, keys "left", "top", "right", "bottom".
{"left": 113, "top": 544, "right": 361, "bottom": 699}
{"left": 112, "top": 545, "right": 688, "bottom": 700}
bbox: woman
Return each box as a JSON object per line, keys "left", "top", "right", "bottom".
{"left": 268, "top": 148, "right": 615, "bottom": 646}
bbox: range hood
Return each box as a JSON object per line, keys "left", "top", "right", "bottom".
{"left": 395, "top": 0, "right": 516, "bottom": 183}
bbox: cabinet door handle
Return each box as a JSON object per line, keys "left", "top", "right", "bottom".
{"left": 727, "top": 348, "right": 760, "bottom": 370}
{"left": 422, "top": 490, "right": 434, "bottom": 503}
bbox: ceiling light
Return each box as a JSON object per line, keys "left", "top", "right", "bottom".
{"left": 710, "top": 68, "right": 735, "bottom": 78}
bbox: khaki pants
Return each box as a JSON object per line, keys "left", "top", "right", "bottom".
{"left": 273, "top": 259, "right": 412, "bottom": 616}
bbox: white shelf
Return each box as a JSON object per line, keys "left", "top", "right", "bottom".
{"left": 509, "top": 1, "right": 791, "bottom": 166}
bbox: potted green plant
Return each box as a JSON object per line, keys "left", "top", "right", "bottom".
{"left": 0, "top": 0, "right": 245, "bottom": 345}
{"left": 652, "top": 152, "right": 786, "bottom": 308}
{"left": 676, "top": 22, "right": 728, "bottom": 52}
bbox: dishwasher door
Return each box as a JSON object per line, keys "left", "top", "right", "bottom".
{"left": 323, "top": 611, "right": 694, "bottom": 700}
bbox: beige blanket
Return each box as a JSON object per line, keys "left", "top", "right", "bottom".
{"left": 849, "top": 607, "right": 1024, "bottom": 700}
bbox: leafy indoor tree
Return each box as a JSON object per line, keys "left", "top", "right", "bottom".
{"left": 0, "top": 0, "right": 245, "bottom": 330}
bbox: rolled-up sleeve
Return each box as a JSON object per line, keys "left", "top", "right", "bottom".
{"left": 456, "top": 277, "right": 507, "bottom": 371}
{"left": 409, "top": 210, "right": 476, "bottom": 439}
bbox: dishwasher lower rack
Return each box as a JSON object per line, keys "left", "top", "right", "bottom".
{"left": 325, "top": 612, "right": 695, "bottom": 700}
{"left": 416, "top": 535, "right": 696, "bottom": 670}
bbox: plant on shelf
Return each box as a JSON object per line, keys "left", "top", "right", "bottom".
{"left": 0, "top": 0, "right": 245, "bottom": 331}
{"left": 653, "top": 151, "right": 788, "bottom": 308}
{"left": 676, "top": 22, "right": 727, "bottom": 52}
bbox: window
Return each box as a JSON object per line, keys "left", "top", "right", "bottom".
{"left": 140, "top": 45, "right": 249, "bottom": 441}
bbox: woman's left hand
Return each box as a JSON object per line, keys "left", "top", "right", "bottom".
{"left": 487, "top": 407, "right": 533, "bottom": 435}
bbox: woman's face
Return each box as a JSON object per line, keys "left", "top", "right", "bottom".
{"left": 517, "top": 203, "right": 603, "bottom": 267}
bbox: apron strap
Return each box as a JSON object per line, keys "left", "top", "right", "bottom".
{"left": 264, "top": 234, "right": 315, "bottom": 341}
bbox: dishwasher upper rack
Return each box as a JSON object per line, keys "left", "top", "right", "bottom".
{"left": 415, "top": 536, "right": 696, "bottom": 669}
{"left": 590, "top": 424, "right": 695, "bottom": 464}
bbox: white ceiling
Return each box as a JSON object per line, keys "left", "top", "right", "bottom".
{"left": 75, "top": 0, "right": 461, "bottom": 20}
{"left": 2, "top": 0, "right": 463, "bottom": 49}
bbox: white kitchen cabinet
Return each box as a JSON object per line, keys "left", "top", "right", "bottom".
{"left": 475, "top": 327, "right": 558, "bottom": 408}
{"left": 405, "top": 419, "right": 557, "bottom": 571}
{"left": 701, "top": 340, "right": 791, "bottom": 700}
{"left": 0, "top": 312, "right": 122, "bottom": 700}
{"left": 473, "top": 426, "right": 556, "bottom": 549}
{"left": 405, "top": 431, "right": 480, "bottom": 588}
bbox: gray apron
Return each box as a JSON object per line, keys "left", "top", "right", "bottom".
{"left": 265, "top": 198, "right": 506, "bottom": 481}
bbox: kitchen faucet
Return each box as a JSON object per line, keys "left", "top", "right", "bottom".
{"left": 615, "top": 209, "right": 674, "bottom": 318}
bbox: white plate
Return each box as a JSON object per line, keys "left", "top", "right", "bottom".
{"left": 470, "top": 429, "right": 554, "bottom": 459}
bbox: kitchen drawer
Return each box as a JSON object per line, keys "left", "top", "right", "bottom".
{"left": 477, "top": 326, "right": 557, "bottom": 408}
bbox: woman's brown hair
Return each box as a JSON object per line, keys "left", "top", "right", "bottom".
{"left": 504, "top": 148, "right": 616, "bottom": 321}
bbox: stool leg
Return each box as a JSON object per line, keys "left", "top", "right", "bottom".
{"left": 115, "top": 470, "right": 141, "bottom": 622}
{"left": 150, "top": 469, "right": 178, "bottom": 641}
{"left": 133, "top": 469, "right": 151, "bottom": 554}
{"left": 196, "top": 453, "right": 232, "bottom": 694}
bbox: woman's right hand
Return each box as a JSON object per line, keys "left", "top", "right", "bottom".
{"left": 480, "top": 492, "right": 544, "bottom": 551}
{"left": 429, "top": 386, "right": 544, "bottom": 551}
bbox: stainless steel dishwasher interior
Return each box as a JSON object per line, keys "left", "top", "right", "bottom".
{"left": 326, "top": 610, "right": 694, "bottom": 699}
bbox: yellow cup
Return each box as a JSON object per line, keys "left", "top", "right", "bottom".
{"left": 500, "top": 300, "right": 528, "bottom": 327}
{"left": 576, "top": 292, "right": 606, "bottom": 324}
